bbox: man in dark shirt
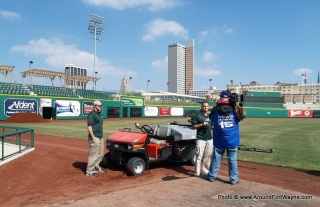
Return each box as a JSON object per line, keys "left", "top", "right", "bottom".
{"left": 192, "top": 101, "right": 213, "bottom": 176}
{"left": 86, "top": 100, "right": 105, "bottom": 177}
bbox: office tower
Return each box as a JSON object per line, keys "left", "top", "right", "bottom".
{"left": 65, "top": 64, "right": 87, "bottom": 89}
{"left": 185, "top": 39, "right": 194, "bottom": 95}
{"left": 168, "top": 39, "right": 194, "bottom": 95}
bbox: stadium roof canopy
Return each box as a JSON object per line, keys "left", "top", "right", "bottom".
{"left": 21, "top": 68, "right": 64, "bottom": 86}
{"left": 0, "top": 65, "right": 15, "bottom": 83}
{"left": 20, "top": 68, "right": 100, "bottom": 89}
{"left": 64, "top": 75, "right": 100, "bottom": 89}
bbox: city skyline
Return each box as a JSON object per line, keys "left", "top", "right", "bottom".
{"left": 168, "top": 39, "right": 194, "bottom": 95}
{"left": 1, "top": 0, "right": 320, "bottom": 92}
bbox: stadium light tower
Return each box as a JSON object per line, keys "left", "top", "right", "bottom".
{"left": 147, "top": 80, "right": 150, "bottom": 100}
{"left": 87, "top": 14, "right": 104, "bottom": 89}
{"left": 29, "top": 61, "right": 33, "bottom": 85}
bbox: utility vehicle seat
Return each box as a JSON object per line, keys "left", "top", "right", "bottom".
{"left": 156, "top": 125, "right": 171, "bottom": 137}
{"left": 149, "top": 125, "right": 158, "bottom": 135}
{"left": 149, "top": 125, "right": 166, "bottom": 144}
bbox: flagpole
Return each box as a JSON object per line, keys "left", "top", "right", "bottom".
{"left": 312, "top": 81, "right": 314, "bottom": 103}
{"left": 301, "top": 75, "right": 303, "bottom": 103}
{"left": 318, "top": 70, "right": 320, "bottom": 103}
{"left": 291, "top": 80, "right": 293, "bottom": 102}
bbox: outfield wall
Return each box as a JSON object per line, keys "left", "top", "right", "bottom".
{"left": 246, "top": 108, "right": 288, "bottom": 117}
{"left": 0, "top": 94, "right": 318, "bottom": 120}
{"left": 0, "top": 94, "right": 126, "bottom": 120}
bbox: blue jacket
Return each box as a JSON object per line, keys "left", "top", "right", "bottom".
{"left": 210, "top": 105, "right": 240, "bottom": 148}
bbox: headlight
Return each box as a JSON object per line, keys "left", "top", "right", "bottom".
{"left": 133, "top": 144, "right": 144, "bottom": 150}
{"left": 128, "top": 145, "right": 133, "bottom": 150}
{"left": 114, "top": 144, "right": 119, "bottom": 148}
{"left": 107, "top": 141, "right": 110, "bottom": 146}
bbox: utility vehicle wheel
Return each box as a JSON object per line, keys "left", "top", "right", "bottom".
{"left": 127, "top": 157, "right": 145, "bottom": 176}
{"left": 101, "top": 152, "right": 114, "bottom": 168}
{"left": 188, "top": 147, "right": 196, "bottom": 166}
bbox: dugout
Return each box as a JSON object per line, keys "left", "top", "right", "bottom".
{"left": 42, "top": 107, "right": 53, "bottom": 119}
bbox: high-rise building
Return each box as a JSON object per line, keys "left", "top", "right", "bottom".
{"left": 120, "top": 76, "right": 131, "bottom": 93}
{"left": 185, "top": 39, "right": 194, "bottom": 95}
{"left": 65, "top": 64, "right": 87, "bottom": 89}
{"left": 168, "top": 39, "right": 194, "bottom": 95}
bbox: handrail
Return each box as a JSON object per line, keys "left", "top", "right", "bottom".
{"left": 0, "top": 125, "right": 34, "bottom": 162}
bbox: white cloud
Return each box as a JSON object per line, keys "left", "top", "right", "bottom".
{"left": 0, "top": 10, "right": 20, "bottom": 20}
{"left": 199, "top": 25, "right": 232, "bottom": 42}
{"left": 198, "top": 30, "right": 208, "bottom": 43}
{"left": 293, "top": 68, "right": 312, "bottom": 77}
{"left": 202, "top": 52, "right": 218, "bottom": 62}
{"left": 198, "top": 28, "right": 217, "bottom": 43}
{"left": 10, "top": 38, "right": 136, "bottom": 76}
{"left": 222, "top": 24, "right": 233, "bottom": 34}
{"left": 151, "top": 56, "right": 168, "bottom": 71}
{"left": 142, "top": 19, "right": 188, "bottom": 41}
{"left": 195, "top": 64, "right": 221, "bottom": 76}
{"left": 199, "top": 31, "right": 208, "bottom": 37}
{"left": 224, "top": 28, "right": 233, "bottom": 34}
{"left": 82, "top": 0, "right": 184, "bottom": 11}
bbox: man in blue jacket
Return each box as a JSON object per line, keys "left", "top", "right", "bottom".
{"left": 207, "top": 90, "right": 241, "bottom": 185}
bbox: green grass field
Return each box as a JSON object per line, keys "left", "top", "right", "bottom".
{"left": 1, "top": 117, "right": 319, "bottom": 171}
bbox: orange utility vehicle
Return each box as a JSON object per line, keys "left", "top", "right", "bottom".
{"left": 103, "top": 121, "right": 197, "bottom": 176}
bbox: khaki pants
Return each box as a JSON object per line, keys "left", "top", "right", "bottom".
{"left": 194, "top": 139, "right": 213, "bottom": 176}
{"left": 86, "top": 137, "right": 104, "bottom": 175}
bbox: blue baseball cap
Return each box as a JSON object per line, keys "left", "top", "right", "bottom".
{"left": 220, "top": 90, "right": 230, "bottom": 98}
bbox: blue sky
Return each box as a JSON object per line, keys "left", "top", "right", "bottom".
{"left": 1, "top": 0, "right": 320, "bottom": 92}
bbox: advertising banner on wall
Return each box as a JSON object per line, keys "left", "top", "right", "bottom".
{"left": 40, "top": 98, "right": 52, "bottom": 107}
{"left": 82, "top": 101, "right": 94, "bottom": 116}
{"left": 159, "top": 107, "right": 171, "bottom": 116}
{"left": 4, "top": 98, "right": 38, "bottom": 117}
{"left": 171, "top": 107, "right": 184, "bottom": 116}
{"left": 39, "top": 98, "right": 52, "bottom": 116}
{"left": 144, "top": 106, "right": 158, "bottom": 116}
{"left": 121, "top": 97, "right": 143, "bottom": 106}
{"left": 288, "top": 110, "right": 313, "bottom": 117}
{"left": 54, "top": 100, "right": 80, "bottom": 117}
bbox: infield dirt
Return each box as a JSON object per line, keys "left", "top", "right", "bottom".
{"left": 0, "top": 132, "right": 319, "bottom": 206}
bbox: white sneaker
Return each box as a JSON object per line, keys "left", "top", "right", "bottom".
{"left": 94, "top": 167, "right": 106, "bottom": 173}
{"left": 86, "top": 172, "right": 98, "bottom": 177}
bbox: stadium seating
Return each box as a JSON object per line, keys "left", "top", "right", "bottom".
{"left": 0, "top": 82, "right": 117, "bottom": 100}
{"left": 0, "top": 82, "right": 31, "bottom": 95}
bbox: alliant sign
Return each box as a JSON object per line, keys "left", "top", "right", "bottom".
{"left": 288, "top": 110, "right": 313, "bottom": 117}
{"left": 4, "top": 98, "right": 38, "bottom": 117}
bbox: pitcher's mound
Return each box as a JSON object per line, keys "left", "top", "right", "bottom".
{"left": 5, "top": 112, "right": 47, "bottom": 123}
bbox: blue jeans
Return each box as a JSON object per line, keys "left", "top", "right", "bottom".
{"left": 207, "top": 147, "right": 239, "bottom": 184}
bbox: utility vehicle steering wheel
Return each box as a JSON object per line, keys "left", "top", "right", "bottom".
{"left": 141, "top": 125, "right": 154, "bottom": 134}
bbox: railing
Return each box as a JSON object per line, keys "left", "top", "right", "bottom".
{"left": 0, "top": 125, "right": 34, "bottom": 162}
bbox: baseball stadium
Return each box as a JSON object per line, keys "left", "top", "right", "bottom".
{"left": 0, "top": 64, "right": 319, "bottom": 206}
{"left": 2, "top": 1, "right": 320, "bottom": 205}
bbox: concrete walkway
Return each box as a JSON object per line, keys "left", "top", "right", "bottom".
{"left": 0, "top": 143, "right": 34, "bottom": 166}
{"left": 52, "top": 175, "right": 319, "bottom": 207}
